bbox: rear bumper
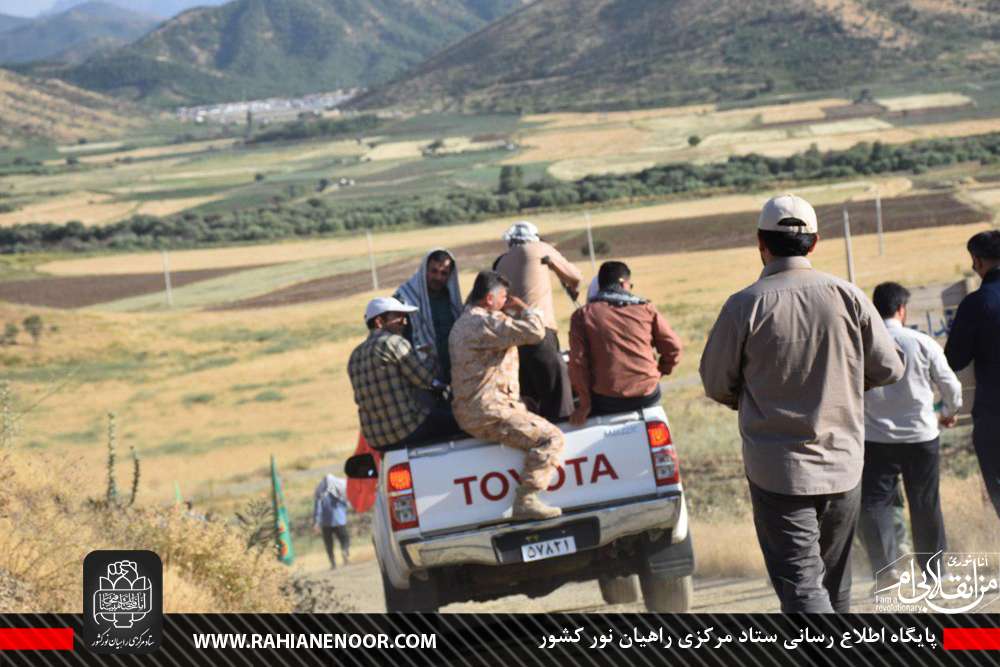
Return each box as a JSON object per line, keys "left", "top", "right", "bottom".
{"left": 402, "top": 494, "right": 682, "bottom": 569}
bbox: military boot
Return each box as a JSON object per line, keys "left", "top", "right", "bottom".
{"left": 512, "top": 485, "right": 561, "bottom": 520}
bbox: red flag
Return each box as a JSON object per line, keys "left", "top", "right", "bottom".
{"left": 346, "top": 433, "right": 380, "bottom": 513}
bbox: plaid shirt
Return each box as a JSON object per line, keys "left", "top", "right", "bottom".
{"left": 348, "top": 329, "right": 435, "bottom": 449}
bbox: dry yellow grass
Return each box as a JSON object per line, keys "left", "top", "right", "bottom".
{"left": 0, "top": 191, "right": 137, "bottom": 227}
{"left": 758, "top": 98, "right": 849, "bottom": 124}
{"left": 0, "top": 450, "right": 292, "bottom": 612}
{"left": 524, "top": 104, "right": 717, "bottom": 130}
{"left": 134, "top": 195, "right": 224, "bottom": 217}
{"left": 876, "top": 93, "right": 974, "bottom": 112}
{"left": 514, "top": 100, "right": 1000, "bottom": 179}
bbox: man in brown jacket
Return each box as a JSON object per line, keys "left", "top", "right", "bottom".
{"left": 450, "top": 271, "right": 565, "bottom": 521}
{"left": 568, "top": 261, "right": 683, "bottom": 425}
{"left": 700, "top": 194, "right": 903, "bottom": 613}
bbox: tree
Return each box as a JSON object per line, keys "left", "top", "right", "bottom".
{"left": 425, "top": 139, "right": 446, "bottom": 155}
{"left": 499, "top": 165, "right": 524, "bottom": 194}
{"left": 22, "top": 315, "right": 42, "bottom": 345}
{"left": 2, "top": 323, "right": 17, "bottom": 346}
{"left": 688, "top": 135, "right": 702, "bottom": 147}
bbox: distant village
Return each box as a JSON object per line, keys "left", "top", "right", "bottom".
{"left": 175, "top": 89, "right": 364, "bottom": 125}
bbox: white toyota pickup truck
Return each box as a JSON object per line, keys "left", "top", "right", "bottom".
{"left": 346, "top": 404, "right": 694, "bottom": 612}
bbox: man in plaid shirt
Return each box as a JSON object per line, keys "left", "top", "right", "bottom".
{"left": 349, "top": 297, "right": 459, "bottom": 450}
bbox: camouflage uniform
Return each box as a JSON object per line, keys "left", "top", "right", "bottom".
{"left": 449, "top": 305, "right": 565, "bottom": 491}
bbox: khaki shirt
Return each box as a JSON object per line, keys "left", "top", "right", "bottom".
{"left": 449, "top": 305, "right": 546, "bottom": 431}
{"left": 699, "top": 257, "right": 903, "bottom": 495}
{"left": 495, "top": 241, "right": 582, "bottom": 331}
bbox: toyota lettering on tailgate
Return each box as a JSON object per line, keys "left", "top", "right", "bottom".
{"left": 452, "top": 454, "right": 619, "bottom": 505}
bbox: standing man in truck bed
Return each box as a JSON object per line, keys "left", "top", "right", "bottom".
{"left": 450, "top": 270, "right": 565, "bottom": 521}
{"left": 494, "top": 221, "right": 582, "bottom": 421}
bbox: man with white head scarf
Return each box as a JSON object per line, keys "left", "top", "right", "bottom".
{"left": 494, "top": 221, "right": 582, "bottom": 421}
{"left": 394, "top": 248, "right": 463, "bottom": 382}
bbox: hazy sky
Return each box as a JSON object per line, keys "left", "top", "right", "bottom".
{"left": 0, "top": 1, "right": 55, "bottom": 17}
{"left": 0, "top": 0, "right": 55, "bottom": 16}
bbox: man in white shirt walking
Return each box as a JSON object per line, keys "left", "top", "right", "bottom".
{"left": 861, "top": 282, "right": 963, "bottom": 576}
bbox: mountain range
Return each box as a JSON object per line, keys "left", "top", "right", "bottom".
{"left": 357, "top": 0, "right": 1000, "bottom": 112}
{"left": 48, "top": 0, "right": 526, "bottom": 107}
{"left": 0, "top": 2, "right": 160, "bottom": 65}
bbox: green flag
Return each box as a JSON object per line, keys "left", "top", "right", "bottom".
{"left": 270, "top": 455, "right": 295, "bottom": 565}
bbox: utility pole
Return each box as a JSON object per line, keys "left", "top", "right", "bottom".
{"left": 585, "top": 212, "right": 596, "bottom": 272}
{"left": 875, "top": 189, "right": 885, "bottom": 256}
{"left": 843, "top": 204, "right": 856, "bottom": 284}
{"left": 365, "top": 229, "right": 379, "bottom": 291}
{"left": 161, "top": 249, "right": 173, "bottom": 308}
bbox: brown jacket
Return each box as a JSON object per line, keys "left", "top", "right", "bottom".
{"left": 699, "top": 257, "right": 904, "bottom": 495}
{"left": 569, "top": 299, "right": 682, "bottom": 410}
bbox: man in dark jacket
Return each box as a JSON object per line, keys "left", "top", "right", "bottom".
{"left": 945, "top": 230, "right": 1000, "bottom": 518}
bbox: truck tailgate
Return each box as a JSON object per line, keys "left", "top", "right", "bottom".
{"left": 408, "top": 418, "right": 658, "bottom": 534}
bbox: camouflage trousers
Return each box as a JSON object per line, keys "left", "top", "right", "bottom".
{"left": 458, "top": 407, "right": 565, "bottom": 491}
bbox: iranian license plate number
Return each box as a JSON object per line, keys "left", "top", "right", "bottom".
{"left": 521, "top": 536, "right": 577, "bottom": 562}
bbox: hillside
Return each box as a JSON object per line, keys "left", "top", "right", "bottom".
{"left": 52, "top": 0, "right": 525, "bottom": 107}
{"left": 0, "top": 68, "right": 144, "bottom": 145}
{"left": 357, "top": 0, "right": 1000, "bottom": 112}
{"left": 0, "top": 2, "right": 160, "bottom": 65}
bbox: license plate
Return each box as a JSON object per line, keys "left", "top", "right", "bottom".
{"left": 520, "top": 536, "right": 577, "bottom": 562}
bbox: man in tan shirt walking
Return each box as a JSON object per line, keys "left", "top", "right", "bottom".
{"left": 450, "top": 270, "right": 565, "bottom": 520}
{"left": 700, "top": 194, "right": 903, "bottom": 613}
{"left": 494, "top": 221, "right": 582, "bottom": 421}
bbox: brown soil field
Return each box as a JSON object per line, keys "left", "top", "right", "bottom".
{"left": 216, "top": 191, "right": 985, "bottom": 310}
{"left": 0, "top": 264, "right": 268, "bottom": 309}
{"left": 553, "top": 192, "right": 986, "bottom": 260}
{"left": 212, "top": 240, "right": 503, "bottom": 310}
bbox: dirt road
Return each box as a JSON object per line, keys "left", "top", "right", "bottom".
{"left": 293, "top": 549, "right": 878, "bottom": 614}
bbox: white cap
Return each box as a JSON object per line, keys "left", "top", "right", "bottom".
{"left": 502, "top": 221, "right": 540, "bottom": 244}
{"left": 758, "top": 194, "right": 818, "bottom": 233}
{"left": 364, "top": 296, "right": 418, "bottom": 322}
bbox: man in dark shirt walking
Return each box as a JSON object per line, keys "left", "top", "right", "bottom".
{"left": 945, "top": 230, "right": 1000, "bottom": 518}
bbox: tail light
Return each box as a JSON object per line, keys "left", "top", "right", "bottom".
{"left": 646, "top": 421, "right": 680, "bottom": 486}
{"left": 387, "top": 463, "right": 419, "bottom": 531}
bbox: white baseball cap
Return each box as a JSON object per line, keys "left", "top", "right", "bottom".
{"left": 758, "top": 194, "right": 818, "bottom": 233}
{"left": 364, "top": 296, "right": 418, "bottom": 322}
